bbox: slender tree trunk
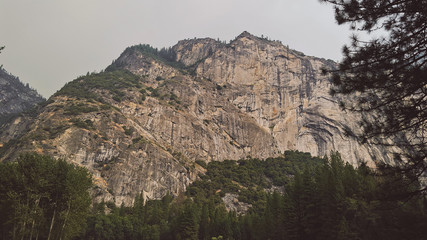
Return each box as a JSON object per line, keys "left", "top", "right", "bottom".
{"left": 47, "top": 209, "right": 56, "bottom": 240}
{"left": 29, "top": 198, "right": 40, "bottom": 240}
{"left": 20, "top": 221, "right": 26, "bottom": 240}
{"left": 20, "top": 196, "right": 31, "bottom": 240}
{"left": 59, "top": 202, "right": 71, "bottom": 240}
{"left": 13, "top": 216, "right": 17, "bottom": 240}
{"left": 29, "top": 219, "right": 35, "bottom": 240}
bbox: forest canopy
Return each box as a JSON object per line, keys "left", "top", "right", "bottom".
{"left": 76, "top": 151, "right": 426, "bottom": 240}
{"left": 0, "top": 153, "right": 92, "bottom": 240}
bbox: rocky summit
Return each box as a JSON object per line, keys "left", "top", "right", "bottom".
{"left": 0, "top": 32, "right": 393, "bottom": 205}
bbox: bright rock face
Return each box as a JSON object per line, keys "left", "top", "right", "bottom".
{"left": 0, "top": 32, "right": 391, "bottom": 205}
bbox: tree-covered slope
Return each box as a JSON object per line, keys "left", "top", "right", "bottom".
{"left": 76, "top": 151, "right": 427, "bottom": 240}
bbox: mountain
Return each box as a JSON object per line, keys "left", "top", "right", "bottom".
{"left": 0, "top": 67, "right": 44, "bottom": 125}
{"left": 0, "top": 32, "right": 394, "bottom": 205}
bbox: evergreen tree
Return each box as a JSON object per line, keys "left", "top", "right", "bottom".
{"left": 321, "top": 0, "right": 426, "bottom": 193}
{"left": 176, "top": 201, "right": 199, "bottom": 240}
{"left": 263, "top": 191, "right": 285, "bottom": 240}
{"left": 198, "top": 204, "right": 210, "bottom": 240}
{"left": 0, "top": 153, "right": 92, "bottom": 240}
{"left": 70, "top": 151, "right": 427, "bottom": 239}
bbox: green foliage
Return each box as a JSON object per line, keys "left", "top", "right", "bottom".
{"left": 122, "top": 126, "right": 134, "bottom": 136}
{"left": 2, "top": 152, "right": 417, "bottom": 239}
{"left": 27, "top": 129, "right": 49, "bottom": 141}
{"left": 0, "top": 153, "right": 92, "bottom": 240}
{"left": 63, "top": 103, "right": 98, "bottom": 116}
{"left": 54, "top": 70, "right": 142, "bottom": 103}
{"left": 74, "top": 151, "right": 426, "bottom": 239}
{"left": 195, "top": 160, "right": 207, "bottom": 169}
{"left": 131, "top": 136, "right": 144, "bottom": 144}
{"left": 107, "top": 44, "right": 186, "bottom": 72}
{"left": 187, "top": 151, "right": 322, "bottom": 206}
{"left": 139, "top": 88, "right": 147, "bottom": 95}
{"left": 140, "top": 88, "right": 147, "bottom": 101}
{"left": 143, "top": 86, "right": 182, "bottom": 108}
{"left": 237, "top": 152, "right": 427, "bottom": 240}
{"left": 169, "top": 92, "right": 178, "bottom": 102}
{"left": 19, "top": 123, "right": 70, "bottom": 142}
{"left": 79, "top": 193, "right": 239, "bottom": 240}
{"left": 176, "top": 201, "right": 199, "bottom": 240}
{"left": 0, "top": 139, "right": 22, "bottom": 158}
{"left": 40, "top": 124, "right": 69, "bottom": 139}
{"left": 150, "top": 88, "right": 160, "bottom": 98}
{"left": 70, "top": 118, "right": 94, "bottom": 130}
{"left": 322, "top": 0, "right": 426, "bottom": 193}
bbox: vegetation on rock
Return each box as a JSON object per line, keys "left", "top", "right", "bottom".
{"left": 54, "top": 70, "right": 142, "bottom": 103}
{"left": 106, "top": 44, "right": 186, "bottom": 72}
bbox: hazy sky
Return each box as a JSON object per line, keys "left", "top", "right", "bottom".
{"left": 0, "top": 0, "right": 353, "bottom": 98}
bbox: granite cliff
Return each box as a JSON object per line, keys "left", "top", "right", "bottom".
{"left": 0, "top": 32, "right": 392, "bottom": 205}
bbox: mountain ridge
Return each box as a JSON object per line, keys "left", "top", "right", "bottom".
{"left": 0, "top": 67, "right": 45, "bottom": 125}
{"left": 0, "top": 32, "right": 394, "bottom": 205}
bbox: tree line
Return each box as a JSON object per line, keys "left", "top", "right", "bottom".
{"left": 3, "top": 151, "right": 424, "bottom": 239}
{"left": 77, "top": 152, "right": 426, "bottom": 240}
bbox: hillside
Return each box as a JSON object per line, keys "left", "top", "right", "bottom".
{"left": 0, "top": 32, "right": 395, "bottom": 205}
{"left": 0, "top": 67, "right": 44, "bottom": 125}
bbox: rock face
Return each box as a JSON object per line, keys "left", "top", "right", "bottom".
{"left": 0, "top": 68, "right": 44, "bottom": 124}
{"left": 222, "top": 193, "right": 252, "bottom": 215}
{"left": 0, "top": 32, "right": 392, "bottom": 205}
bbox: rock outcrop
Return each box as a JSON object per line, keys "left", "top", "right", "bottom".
{"left": 222, "top": 193, "right": 252, "bottom": 215}
{"left": 0, "top": 32, "right": 393, "bottom": 205}
{"left": 0, "top": 68, "right": 44, "bottom": 124}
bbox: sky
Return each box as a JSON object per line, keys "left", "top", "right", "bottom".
{"left": 0, "top": 0, "right": 354, "bottom": 98}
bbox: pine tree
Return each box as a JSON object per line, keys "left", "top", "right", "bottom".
{"left": 0, "top": 153, "right": 92, "bottom": 240}
{"left": 176, "top": 201, "right": 199, "bottom": 240}
{"left": 264, "top": 191, "right": 285, "bottom": 240}
{"left": 320, "top": 0, "right": 426, "bottom": 194}
{"left": 198, "top": 204, "right": 210, "bottom": 240}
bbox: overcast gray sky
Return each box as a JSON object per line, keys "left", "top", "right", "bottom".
{"left": 0, "top": 0, "right": 353, "bottom": 98}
